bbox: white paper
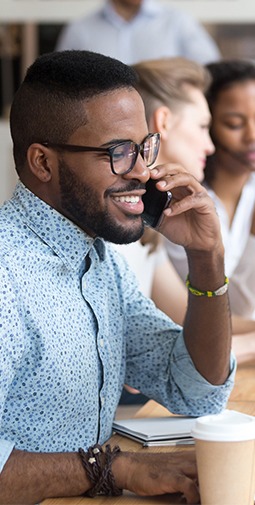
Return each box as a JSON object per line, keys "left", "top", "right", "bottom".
{"left": 112, "top": 416, "right": 197, "bottom": 445}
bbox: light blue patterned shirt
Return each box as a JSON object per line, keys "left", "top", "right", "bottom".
{"left": 0, "top": 181, "right": 235, "bottom": 471}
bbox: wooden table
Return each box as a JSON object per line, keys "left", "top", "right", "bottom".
{"left": 43, "top": 362, "right": 255, "bottom": 505}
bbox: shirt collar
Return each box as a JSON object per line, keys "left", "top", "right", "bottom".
{"left": 103, "top": 0, "right": 161, "bottom": 27}
{"left": 11, "top": 181, "right": 106, "bottom": 271}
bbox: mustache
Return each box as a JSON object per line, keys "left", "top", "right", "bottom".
{"left": 106, "top": 181, "right": 146, "bottom": 195}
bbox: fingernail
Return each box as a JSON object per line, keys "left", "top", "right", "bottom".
{"left": 157, "top": 180, "right": 167, "bottom": 187}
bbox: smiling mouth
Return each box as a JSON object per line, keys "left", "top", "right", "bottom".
{"left": 113, "top": 195, "right": 140, "bottom": 203}
{"left": 111, "top": 193, "right": 144, "bottom": 216}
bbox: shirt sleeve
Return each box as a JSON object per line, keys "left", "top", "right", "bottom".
{"left": 0, "top": 265, "right": 26, "bottom": 470}
{"left": 169, "top": 331, "right": 236, "bottom": 411}
{"left": 0, "top": 439, "right": 15, "bottom": 473}
{"left": 117, "top": 254, "right": 236, "bottom": 416}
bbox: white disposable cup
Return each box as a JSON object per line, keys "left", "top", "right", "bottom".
{"left": 191, "top": 409, "right": 255, "bottom": 505}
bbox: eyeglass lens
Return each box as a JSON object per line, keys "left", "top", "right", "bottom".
{"left": 142, "top": 135, "right": 159, "bottom": 167}
{"left": 112, "top": 142, "right": 137, "bottom": 174}
{"left": 112, "top": 134, "right": 159, "bottom": 175}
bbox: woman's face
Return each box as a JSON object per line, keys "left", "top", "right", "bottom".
{"left": 209, "top": 79, "right": 255, "bottom": 173}
{"left": 159, "top": 86, "right": 214, "bottom": 182}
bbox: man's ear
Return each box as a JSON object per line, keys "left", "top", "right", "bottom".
{"left": 149, "top": 106, "right": 174, "bottom": 141}
{"left": 27, "top": 144, "right": 56, "bottom": 182}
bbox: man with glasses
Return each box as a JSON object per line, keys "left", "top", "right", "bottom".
{"left": 41, "top": 132, "right": 160, "bottom": 179}
{"left": 0, "top": 50, "right": 234, "bottom": 504}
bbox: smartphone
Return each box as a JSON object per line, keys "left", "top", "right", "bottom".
{"left": 142, "top": 178, "right": 172, "bottom": 228}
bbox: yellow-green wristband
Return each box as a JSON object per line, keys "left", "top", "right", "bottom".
{"left": 186, "top": 275, "right": 229, "bottom": 297}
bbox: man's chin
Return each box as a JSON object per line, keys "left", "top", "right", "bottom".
{"left": 104, "top": 219, "right": 145, "bottom": 245}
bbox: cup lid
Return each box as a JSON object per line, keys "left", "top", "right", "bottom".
{"left": 191, "top": 409, "right": 255, "bottom": 442}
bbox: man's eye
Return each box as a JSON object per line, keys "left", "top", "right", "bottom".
{"left": 112, "top": 150, "right": 126, "bottom": 162}
{"left": 113, "top": 144, "right": 133, "bottom": 162}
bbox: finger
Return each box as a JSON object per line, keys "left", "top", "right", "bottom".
{"left": 156, "top": 172, "right": 203, "bottom": 194}
{"left": 150, "top": 164, "right": 188, "bottom": 179}
{"left": 163, "top": 192, "right": 213, "bottom": 218}
{"left": 174, "top": 453, "right": 198, "bottom": 479}
{"left": 171, "top": 475, "right": 200, "bottom": 504}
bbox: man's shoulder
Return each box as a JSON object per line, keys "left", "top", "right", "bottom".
{"left": 0, "top": 200, "right": 28, "bottom": 256}
{"left": 55, "top": 7, "right": 105, "bottom": 50}
{"left": 0, "top": 200, "right": 16, "bottom": 233}
{"left": 67, "top": 7, "right": 103, "bottom": 29}
{"left": 155, "top": 3, "right": 194, "bottom": 21}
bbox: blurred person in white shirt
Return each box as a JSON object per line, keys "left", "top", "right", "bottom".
{"left": 56, "top": 0, "right": 220, "bottom": 65}
{"left": 165, "top": 59, "right": 255, "bottom": 364}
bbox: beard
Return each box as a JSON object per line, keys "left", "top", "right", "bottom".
{"left": 58, "top": 158, "right": 145, "bottom": 244}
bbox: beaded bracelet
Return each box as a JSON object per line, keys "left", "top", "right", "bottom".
{"left": 78, "top": 443, "right": 123, "bottom": 497}
{"left": 186, "top": 275, "right": 229, "bottom": 297}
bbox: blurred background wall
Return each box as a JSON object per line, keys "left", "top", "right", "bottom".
{"left": 1, "top": 0, "right": 255, "bottom": 204}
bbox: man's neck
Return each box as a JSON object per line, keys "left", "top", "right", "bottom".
{"left": 110, "top": 0, "right": 142, "bottom": 21}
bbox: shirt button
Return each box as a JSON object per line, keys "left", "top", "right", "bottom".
{"left": 101, "top": 396, "right": 105, "bottom": 406}
{"left": 99, "top": 339, "right": 104, "bottom": 347}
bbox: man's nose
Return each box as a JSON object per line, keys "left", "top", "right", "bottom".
{"left": 122, "top": 153, "right": 150, "bottom": 183}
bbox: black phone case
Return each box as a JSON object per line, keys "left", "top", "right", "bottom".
{"left": 142, "top": 178, "right": 172, "bottom": 228}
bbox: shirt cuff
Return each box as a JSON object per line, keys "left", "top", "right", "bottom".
{"left": 0, "top": 439, "right": 15, "bottom": 473}
{"left": 173, "top": 332, "right": 236, "bottom": 392}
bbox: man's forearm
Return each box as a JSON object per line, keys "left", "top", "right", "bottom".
{"left": 183, "top": 248, "right": 232, "bottom": 385}
{"left": 0, "top": 448, "right": 200, "bottom": 505}
{"left": 0, "top": 448, "right": 90, "bottom": 504}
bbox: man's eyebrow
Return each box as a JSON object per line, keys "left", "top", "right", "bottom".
{"left": 101, "top": 138, "right": 132, "bottom": 147}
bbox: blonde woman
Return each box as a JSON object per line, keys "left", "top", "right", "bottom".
{"left": 115, "top": 57, "right": 214, "bottom": 328}
{"left": 116, "top": 57, "right": 215, "bottom": 402}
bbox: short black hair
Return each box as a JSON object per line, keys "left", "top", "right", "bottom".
{"left": 206, "top": 59, "right": 255, "bottom": 110}
{"left": 10, "top": 50, "right": 138, "bottom": 174}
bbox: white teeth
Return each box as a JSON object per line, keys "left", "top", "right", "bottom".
{"left": 114, "top": 196, "right": 140, "bottom": 203}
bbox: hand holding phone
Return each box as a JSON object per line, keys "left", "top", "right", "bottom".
{"left": 142, "top": 178, "right": 172, "bottom": 228}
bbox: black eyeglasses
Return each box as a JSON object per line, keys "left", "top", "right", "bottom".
{"left": 41, "top": 132, "right": 160, "bottom": 175}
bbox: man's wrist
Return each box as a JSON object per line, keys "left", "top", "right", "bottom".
{"left": 186, "top": 248, "right": 225, "bottom": 292}
{"left": 111, "top": 451, "right": 134, "bottom": 491}
{"left": 78, "top": 444, "right": 123, "bottom": 497}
